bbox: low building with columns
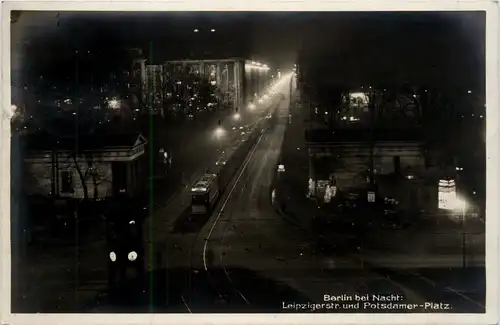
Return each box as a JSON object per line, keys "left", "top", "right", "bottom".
{"left": 20, "top": 132, "right": 148, "bottom": 200}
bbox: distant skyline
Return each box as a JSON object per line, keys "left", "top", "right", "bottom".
{"left": 11, "top": 11, "right": 485, "bottom": 90}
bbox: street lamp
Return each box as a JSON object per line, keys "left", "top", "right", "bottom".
{"left": 210, "top": 29, "right": 216, "bottom": 32}
{"left": 194, "top": 29, "right": 199, "bottom": 32}
{"left": 214, "top": 125, "right": 226, "bottom": 155}
{"left": 233, "top": 112, "right": 241, "bottom": 121}
{"left": 214, "top": 126, "right": 225, "bottom": 139}
{"left": 453, "top": 197, "right": 468, "bottom": 268}
{"left": 248, "top": 102, "right": 256, "bottom": 110}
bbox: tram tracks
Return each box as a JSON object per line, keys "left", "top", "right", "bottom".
{"left": 178, "top": 121, "right": 268, "bottom": 312}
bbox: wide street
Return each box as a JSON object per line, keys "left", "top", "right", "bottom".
{"left": 149, "top": 75, "right": 486, "bottom": 313}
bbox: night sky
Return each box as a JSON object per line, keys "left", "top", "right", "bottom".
{"left": 11, "top": 11, "right": 485, "bottom": 90}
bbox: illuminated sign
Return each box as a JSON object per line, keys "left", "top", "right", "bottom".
{"left": 438, "top": 179, "right": 456, "bottom": 210}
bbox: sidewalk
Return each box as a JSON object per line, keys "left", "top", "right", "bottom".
{"left": 276, "top": 89, "right": 314, "bottom": 231}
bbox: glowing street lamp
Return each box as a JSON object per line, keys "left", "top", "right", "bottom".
{"left": 248, "top": 102, "right": 256, "bottom": 110}
{"left": 214, "top": 126, "right": 225, "bottom": 138}
{"left": 194, "top": 29, "right": 199, "bottom": 32}
{"left": 233, "top": 112, "right": 241, "bottom": 121}
{"left": 210, "top": 29, "right": 216, "bottom": 32}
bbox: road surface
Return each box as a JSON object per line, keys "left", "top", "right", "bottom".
{"left": 134, "top": 77, "right": 421, "bottom": 313}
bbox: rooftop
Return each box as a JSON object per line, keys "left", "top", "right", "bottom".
{"left": 18, "top": 131, "right": 147, "bottom": 152}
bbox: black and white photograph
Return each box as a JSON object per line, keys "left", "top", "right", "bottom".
{"left": 3, "top": 2, "right": 498, "bottom": 322}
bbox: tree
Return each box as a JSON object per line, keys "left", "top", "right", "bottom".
{"left": 56, "top": 149, "right": 112, "bottom": 201}
{"left": 25, "top": 78, "right": 112, "bottom": 201}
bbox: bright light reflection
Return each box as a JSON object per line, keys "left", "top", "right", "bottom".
{"left": 215, "top": 126, "right": 225, "bottom": 138}
{"left": 108, "top": 99, "right": 120, "bottom": 109}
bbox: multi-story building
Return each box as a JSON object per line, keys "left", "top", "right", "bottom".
{"left": 163, "top": 58, "right": 271, "bottom": 113}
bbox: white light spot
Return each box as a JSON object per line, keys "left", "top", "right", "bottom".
{"left": 109, "top": 252, "right": 117, "bottom": 262}
{"left": 128, "top": 251, "right": 138, "bottom": 261}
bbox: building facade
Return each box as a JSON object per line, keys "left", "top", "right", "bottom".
{"left": 145, "top": 64, "right": 165, "bottom": 116}
{"left": 21, "top": 133, "right": 148, "bottom": 200}
{"left": 163, "top": 58, "right": 271, "bottom": 112}
{"left": 303, "top": 87, "right": 427, "bottom": 209}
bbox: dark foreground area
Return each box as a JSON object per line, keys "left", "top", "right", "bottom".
{"left": 81, "top": 266, "right": 484, "bottom": 313}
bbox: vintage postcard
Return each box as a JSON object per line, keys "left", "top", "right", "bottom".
{"left": 1, "top": 1, "right": 498, "bottom": 324}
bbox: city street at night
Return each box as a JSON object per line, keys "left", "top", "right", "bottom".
{"left": 146, "top": 77, "right": 484, "bottom": 313}
{"left": 6, "top": 9, "right": 493, "bottom": 319}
